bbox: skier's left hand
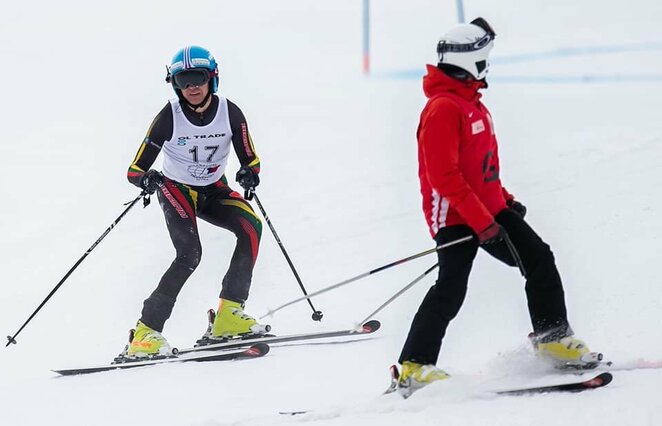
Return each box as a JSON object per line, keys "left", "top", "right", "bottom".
{"left": 507, "top": 199, "right": 527, "bottom": 219}
{"left": 236, "top": 166, "right": 260, "bottom": 191}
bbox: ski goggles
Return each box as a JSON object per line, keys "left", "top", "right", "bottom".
{"left": 437, "top": 17, "right": 496, "bottom": 54}
{"left": 172, "top": 69, "right": 211, "bottom": 90}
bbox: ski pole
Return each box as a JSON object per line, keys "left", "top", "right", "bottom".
{"left": 6, "top": 191, "right": 150, "bottom": 347}
{"left": 260, "top": 235, "right": 474, "bottom": 319}
{"left": 503, "top": 232, "right": 527, "bottom": 278}
{"left": 247, "top": 189, "right": 323, "bottom": 322}
{"left": 353, "top": 263, "right": 439, "bottom": 330}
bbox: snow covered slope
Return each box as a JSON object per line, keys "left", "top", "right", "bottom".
{"left": 1, "top": 1, "right": 661, "bottom": 425}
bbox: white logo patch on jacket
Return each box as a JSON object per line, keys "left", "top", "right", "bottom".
{"left": 471, "top": 119, "right": 485, "bottom": 135}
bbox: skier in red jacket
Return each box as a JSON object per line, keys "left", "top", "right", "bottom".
{"left": 395, "top": 18, "right": 601, "bottom": 398}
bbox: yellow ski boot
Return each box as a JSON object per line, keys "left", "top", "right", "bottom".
{"left": 211, "top": 299, "right": 271, "bottom": 338}
{"left": 530, "top": 333, "right": 603, "bottom": 369}
{"left": 388, "top": 361, "right": 450, "bottom": 398}
{"left": 126, "top": 321, "right": 175, "bottom": 358}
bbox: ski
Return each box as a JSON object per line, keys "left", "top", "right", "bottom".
{"left": 549, "top": 357, "right": 662, "bottom": 373}
{"left": 178, "top": 319, "right": 381, "bottom": 355}
{"left": 52, "top": 342, "right": 269, "bottom": 376}
{"left": 494, "top": 372, "right": 613, "bottom": 396}
{"left": 280, "top": 371, "right": 613, "bottom": 416}
{"left": 601, "top": 358, "right": 662, "bottom": 372}
{"left": 384, "top": 364, "right": 612, "bottom": 399}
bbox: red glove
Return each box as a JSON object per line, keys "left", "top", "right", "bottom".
{"left": 477, "top": 222, "right": 506, "bottom": 245}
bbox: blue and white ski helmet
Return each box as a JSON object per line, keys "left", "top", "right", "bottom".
{"left": 166, "top": 45, "right": 219, "bottom": 93}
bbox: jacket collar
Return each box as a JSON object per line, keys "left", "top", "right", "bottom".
{"left": 422, "top": 64, "right": 486, "bottom": 102}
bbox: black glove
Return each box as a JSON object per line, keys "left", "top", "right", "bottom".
{"left": 507, "top": 199, "right": 527, "bottom": 219}
{"left": 235, "top": 166, "right": 260, "bottom": 191}
{"left": 139, "top": 170, "right": 165, "bottom": 194}
{"left": 477, "top": 222, "right": 507, "bottom": 245}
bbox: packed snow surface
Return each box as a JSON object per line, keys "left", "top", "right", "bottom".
{"left": 1, "top": 1, "right": 661, "bottom": 425}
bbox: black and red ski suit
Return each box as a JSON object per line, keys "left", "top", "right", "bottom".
{"left": 127, "top": 95, "right": 262, "bottom": 332}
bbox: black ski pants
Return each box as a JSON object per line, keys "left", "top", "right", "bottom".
{"left": 399, "top": 208, "right": 570, "bottom": 365}
{"left": 140, "top": 177, "right": 262, "bottom": 332}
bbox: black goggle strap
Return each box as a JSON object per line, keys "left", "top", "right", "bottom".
{"left": 437, "top": 37, "right": 492, "bottom": 54}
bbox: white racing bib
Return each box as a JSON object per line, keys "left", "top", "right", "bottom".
{"left": 162, "top": 97, "right": 233, "bottom": 185}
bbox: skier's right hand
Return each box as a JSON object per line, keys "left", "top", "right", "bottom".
{"left": 477, "top": 222, "right": 506, "bottom": 245}
{"left": 140, "top": 170, "right": 165, "bottom": 194}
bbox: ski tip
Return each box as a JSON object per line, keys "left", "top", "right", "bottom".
{"left": 586, "top": 372, "right": 613, "bottom": 388}
{"left": 362, "top": 320, "right": 381, "bottom": 333}
{"left": 389, "top": 364, "right": 400, "bottom": 379}
{"left": 246, "top": 342, "right": 270, "bottom": 357}
{"left": 207, "top": 309, "right": 216, "bottom": 324}
{"left": 52, "top": 369, "right": 78, "bottom": 377}
{"left": 279, "top": 411, "right": 308, "bottom": 416}
{"left": 383, "top": 364, "right": 401, "bottom": 395}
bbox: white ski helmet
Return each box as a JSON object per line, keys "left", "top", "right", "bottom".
{"left": 437, "top": 17, "right": 495, "bottom": 80}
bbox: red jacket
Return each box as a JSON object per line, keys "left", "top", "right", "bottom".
{"left": 418, "top": 65, "right": 513, "bottom": 237}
